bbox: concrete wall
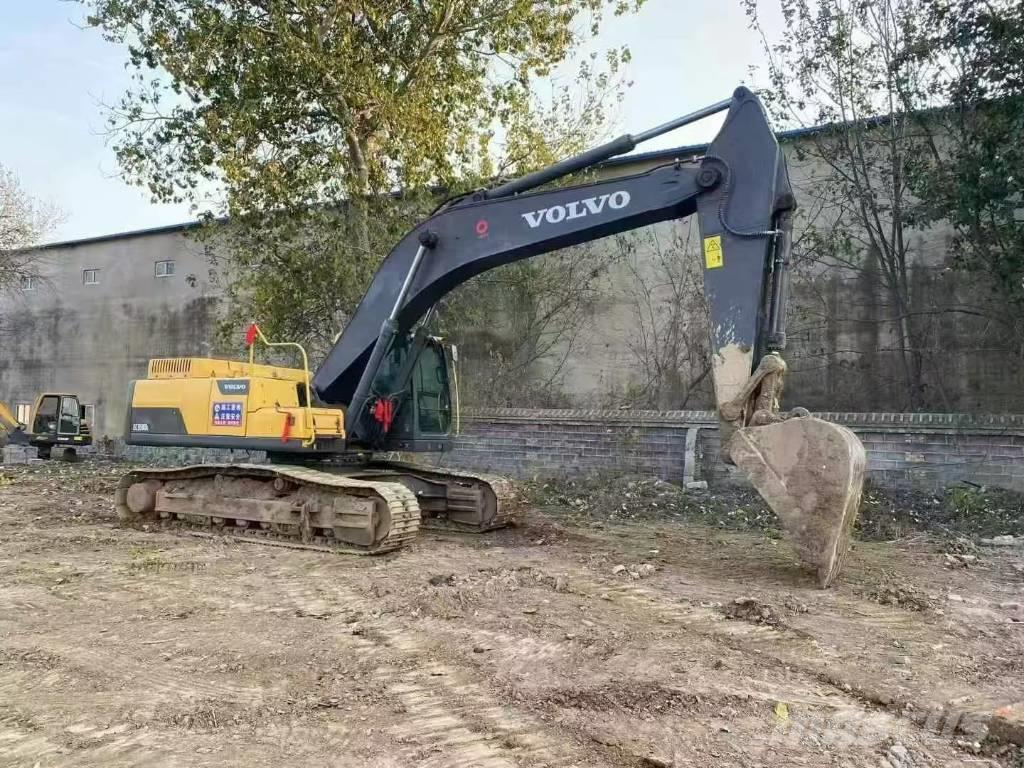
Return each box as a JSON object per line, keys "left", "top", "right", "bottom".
{"left": 0, "top": 227, "right": 224, "bottom": 436}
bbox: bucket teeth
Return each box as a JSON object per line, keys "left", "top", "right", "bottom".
{"left": 727, "top": 417, "right": 866, "bottom": 587}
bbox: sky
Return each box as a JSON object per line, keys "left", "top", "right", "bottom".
{"left": 0, "top": 0, "right": 784, "bottom": 244}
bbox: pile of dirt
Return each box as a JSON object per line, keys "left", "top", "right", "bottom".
{"left": 859, "top": 578, "right": 936, "bottom": 613}
{"left": 523, "top": 473, "right": 1024, "bottom": 543}
{"left": 523, "top": 474, "right": 777, "bottom": 531}
{"left": 721, "top": 597, "right": 788, "bottom": 628}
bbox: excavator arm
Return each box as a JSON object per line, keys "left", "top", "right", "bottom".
{"left": 315, "top": 87, "right": 792, "bottom": 433}
{"left": 311, "top": 86, "right": 865, "bottom": 587}
{"left": 0, "top": 401, "right": 29, "bottom": 449}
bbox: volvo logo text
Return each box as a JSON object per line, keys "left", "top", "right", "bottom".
{"left": 521, "top": 190, "right": 631, "bottom": 229}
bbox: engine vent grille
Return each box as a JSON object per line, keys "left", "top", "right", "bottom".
{"left": 149, "top": 358, "right": 193, "bottom": 376}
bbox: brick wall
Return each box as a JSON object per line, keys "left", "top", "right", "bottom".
{"left": 445, "top": 409, "right": 1024, "bottom": 492}
{"left": 444, "top": 409, "right": 706, "bottom": 484}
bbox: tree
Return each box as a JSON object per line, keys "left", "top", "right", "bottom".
{"left": 611, "top": 224, "right": 712, "bottom": 409}
{"left": 440, "top": 240, "right": 621, "bottom": 407}
{"left": 744, "top": 0, "right": 944, "bottom": 409}
{"left": 0, "top": 164, "right": 61, "bottom": 294}
{"left": 904, "top": 0, "right": 1024, "bottom": 309}
{"left": 83, "top": 1, "right": 644, "bottom": 366}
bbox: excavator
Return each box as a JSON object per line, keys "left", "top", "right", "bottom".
{"left": 118, "top": 87, "right": 866, "bottom": 587}
{"left": 1, "top": 394, "right": 92, "bottom": 459}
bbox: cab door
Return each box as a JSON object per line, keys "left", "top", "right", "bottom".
{"left": 381, "top": 339, "right": 454, "bottom": 452}
{"left": 32, "top": 395, "right": 60, "bottom": 437}
{"left": 57, "top": 396, "right": 82, "bottom": 440}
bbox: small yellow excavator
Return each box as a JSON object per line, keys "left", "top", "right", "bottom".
{"left": 118, "top": 87, "right": 865, "bottom": 587}
{"left": 1, "top": 394, "right": 92, "bottom": 459}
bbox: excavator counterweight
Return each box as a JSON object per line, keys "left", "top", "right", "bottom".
{"left": 123, "top": 86, "right": 865, "bottom": 586}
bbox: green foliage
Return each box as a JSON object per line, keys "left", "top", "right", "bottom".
{"left": 903, "top": 1, "right": 1024, "bottom": 308}
{"left": 83, "top": 0, "right": 645, "bottom": 382}
{"left": 84, "top": 0, "right": 641, "bottom": 206}
{"left": 203, "top": 194, "right": 433, "bottom": 360}
{"left": 744, "top": 0, "right": 937, "bottom": 408}
{"left": 946, "top": 484, "right": 987, "bottom": 522}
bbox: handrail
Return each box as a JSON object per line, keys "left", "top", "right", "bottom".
{"left": 246, "top": 323, "right": 316, "bottom": 447}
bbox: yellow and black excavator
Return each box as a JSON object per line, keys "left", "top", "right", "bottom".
{"left": 118, "top": 87, "right": 865, "bottom": 587}
{"left": 1, "top": 394, "right": 92, "bottom": 459}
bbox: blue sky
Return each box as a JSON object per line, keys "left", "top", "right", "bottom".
{"left": 0, "top": 0, "right": 782, "bottom": 243}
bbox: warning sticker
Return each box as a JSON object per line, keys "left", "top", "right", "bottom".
{"left": 704, "top": 235, "right": 723, "bottom": 269}
{"left": 212, "top": 401, "right": 243, "bottom": 427}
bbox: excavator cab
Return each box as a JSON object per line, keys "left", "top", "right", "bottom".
{"left": 362, "top": 335, "right": 457, "bottom": 453}
{"left": 1, "top": 394, "right": 92, "bottom": 458}
{"left": 27, "top": 393, "right": 92, "bottom": 459}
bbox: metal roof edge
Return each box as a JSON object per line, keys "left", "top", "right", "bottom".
{"left": 36, "top": 217, "right": 221, "bottom": 251}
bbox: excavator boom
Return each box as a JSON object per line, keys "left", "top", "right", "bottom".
{"left": 314, "top": 88, "right": 790, "bottom": 424}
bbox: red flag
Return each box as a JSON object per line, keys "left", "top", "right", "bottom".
{"left": 244, "top": 323, "right": 258, "bottom": 347}
{"left": 281, "top": 413, "right": 293, "bottom": 443}
{"left": 372, "top": 398, "right": 394, "bottom": 432}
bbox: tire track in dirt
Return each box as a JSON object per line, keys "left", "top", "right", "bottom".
{"left": 0, "top": 712, "right": 63, "bottom": 768}
{"left": 0, "top": 546, "right": 339, "bottom": 767}
{"left": 0, "top": 708, "right": 184, "bottom": 768}
{"left": 337, "top": 537, "right": 998, "bottom": 764}
{"left": 258, "top": 563, "right": 608, "bottom": 768}
{"left": 24, "top": 546, "right": 561, "bottom": 768}
{"left": 297, "top": 549, "right": 894, "bottom": 761}
{"left": 253, "top": 552, "right": 975, "bottom": 767}
{"left": 0, "top": 559, "right": 281, "bottom": 709}
{"left": 550, "top": 564, "right": 1004, "bottom": 748}
{"left": 0, "top": 473, "right": 1016, "bottom": 766}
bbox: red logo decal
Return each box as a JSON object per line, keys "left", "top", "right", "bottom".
{"left": 475, "top": 219, "right": 489, "bottom": 238}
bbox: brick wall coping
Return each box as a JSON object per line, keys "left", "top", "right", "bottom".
{"left": 462, "top": 408, "right": 1024, "bottom": 433}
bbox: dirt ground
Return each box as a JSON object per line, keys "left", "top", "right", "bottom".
{"left": 1, "top": 461, "right": 1023, "bottom": 767}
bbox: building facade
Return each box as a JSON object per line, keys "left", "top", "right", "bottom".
{"left": 0, "top": 224, "right": 224, "bottom": 436}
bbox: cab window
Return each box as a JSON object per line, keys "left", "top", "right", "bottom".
{"left": 59, "top": 397, "right": 80, "bottom": 434}
{"left": 33, "top": 396, "right": 59, "bottom": 433}
{"left": 415, "top": 344, "right": 450, "bottom": 434}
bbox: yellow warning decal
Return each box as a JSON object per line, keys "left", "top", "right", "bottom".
{"left": 704, "top": 235, "right": 723, "bottom": 269}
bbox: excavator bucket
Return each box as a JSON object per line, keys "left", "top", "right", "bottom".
{"left": 727, "top": 417, "right": 866, "bottom": 588}
{"left": 0, "top": 402, "right": 30, "bottom": 449}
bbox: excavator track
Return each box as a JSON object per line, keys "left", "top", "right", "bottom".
{"left": 115, "top": 464, "right": 420, "bottom": 555}
{"left": 352, "top": 461, "right": 522, "bottom": 533}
